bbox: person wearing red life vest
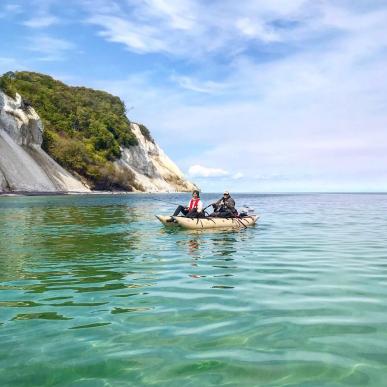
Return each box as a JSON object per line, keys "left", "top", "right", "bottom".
{"left": 172, "top": 190, "right": 204, "bottom": 217}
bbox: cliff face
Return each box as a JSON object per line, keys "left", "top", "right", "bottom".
{"left": 0, "top": 92, "right": 89, "bottom": 192}
{"left": 0, "top": 90, "right": 196, "bottom": 193}
{"left": 117, "top": 123, "right": 196, "bottom": 192}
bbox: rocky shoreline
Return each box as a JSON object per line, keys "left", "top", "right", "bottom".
{"left": 0, "top": 190, "right": 189, "bottom": 197}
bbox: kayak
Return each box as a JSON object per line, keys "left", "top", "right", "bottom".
{"left": 156, "top": 215, "right": 259, "bottom": 230}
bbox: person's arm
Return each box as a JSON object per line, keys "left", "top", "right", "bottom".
{"left": 212, "top": 198, "right": 221, "bottom": 209}
{"left": 197, "top": 200, "right": 203, "bottom": 212}
{"left": 225, "top": 198, "right": 235, "bottom": 209}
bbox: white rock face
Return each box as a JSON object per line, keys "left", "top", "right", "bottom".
{"left": 117, "top": 123, "right": 197, "bottom": 192}
{"left": 0, "top": 90, "right": 196, "bottom": 193}
{"left": 0, "top": 168, "right": 8, "bottom": 190}
{"left": 0, "top": 91, "right": 89, "bottom": 192}
{"left": 0, "top": 93, "right": 43, "bottom": 146}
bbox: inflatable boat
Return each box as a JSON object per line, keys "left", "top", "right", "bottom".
{"left": 156, "top": 215, "right": 259, "bottom": 230}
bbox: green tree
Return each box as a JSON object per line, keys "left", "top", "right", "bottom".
{"left": 2, "top": 71, "right": 145, "bottom": 190}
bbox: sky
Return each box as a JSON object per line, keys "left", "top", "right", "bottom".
{"left": 1, "top": 0, "right": 387, "bottom": 192}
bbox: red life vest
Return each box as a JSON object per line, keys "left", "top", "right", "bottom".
{"left": 188, "top": 198, "right": 200, "bottom": 210}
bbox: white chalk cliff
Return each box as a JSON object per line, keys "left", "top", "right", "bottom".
{"left": 0, "top": 92, "right": 89, "bottom": 192}
{"left": 0, "top": 91, "right": 196, "bottom": 193}
{"left": 117, "top": 123, "right": 196, "bottom": 192}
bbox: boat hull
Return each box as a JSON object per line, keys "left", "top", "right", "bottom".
{"left": 156, "top": 215, "right": 259, "bottom": 229}
{"left": 155, "top": 215, "right": 177, "bottom": 226}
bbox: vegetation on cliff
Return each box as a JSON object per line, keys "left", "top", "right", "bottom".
{"left": 138, "top": 123, "right": 154, "bottom": 143}
{"left": 0, "top": 71, "right": 140, "bottom": 190}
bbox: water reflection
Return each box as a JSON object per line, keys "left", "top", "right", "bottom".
{"left": 188, "top": 239, "right": 200, "bottom": 253}
{"left": 0, "top": 200, "right": 142, "bottom": 282}
{"left": 0, "top": 196, "right": 160, "bottom": 326}
{"left": 0, "top": 195, "right": 258, "bottom": 324}
{"left": 172, "top": 230, "right": 246, "bottom": 289}
{"left": 2, "top": 194, "right": 387, "bottom": 386}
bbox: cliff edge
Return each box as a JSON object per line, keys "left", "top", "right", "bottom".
{"left": 118, "top": 123, "right": 196, "bottom": 192}
{"left": 0, "top": 92, "right": 89, "bottom": 192}
{"left": 0, "top": 71, "right": 196, "bottom": 193}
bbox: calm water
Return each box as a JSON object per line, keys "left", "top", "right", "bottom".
{"left": 1, "top": 193, "right": 387, "bottom": 386}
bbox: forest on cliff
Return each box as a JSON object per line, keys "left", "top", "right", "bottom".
{"left": 0, "top": 71, "right": 152, "bottom": 190}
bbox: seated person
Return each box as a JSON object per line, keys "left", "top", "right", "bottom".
{"left": 172, "top": 190, "right": 204, "bottom": 218}
{"left": 210, "top": 191, "right": 237, "bottom": 217}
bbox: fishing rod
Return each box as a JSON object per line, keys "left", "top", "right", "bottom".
{"left": 150, "top": 198, "right": 215, "bottom": 211}
{"left": 147, "top": 197, "right": 182, "bottom": 207}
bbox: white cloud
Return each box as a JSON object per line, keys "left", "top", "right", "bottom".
{"left": 139, "top": 0, "right": 197, "bottom": 31}
{"left": 27, "top": 36, "right": 75, "bottom": 61}
{"left": 5, "top": 4, "right": 21, "bottom": 12}
{"left": 23, "top": 15, "right": 59, "bottom": 28}
{"left": 235, "top": 17, "right": 280, "bottom": 42}
{"left": 81, "top": 0, "right": 315, "bottom": 58}
{"left": 88, "top": 15, "right": 168, "bottom": 54}
{"left": 1, "top": 1, "right": 386, "bottom": 190}
{"left": 232, "top": 172, "right": 244, "bottom": 180}
{"left": 81, "top": 1, "right": 387, "bottom": 191}
{"left": 171, "top": 75, "right": 225, "bottom": 94}
{"left": 19, "top": 0, "right": 61, "bottom": 29}
{"left": 0, "top": 4, "right": 22, "bottom": 18}
{"left": 188, "top": 165, "right": 229, "bottom": 178}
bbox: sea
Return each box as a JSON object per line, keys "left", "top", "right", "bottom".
{"left": 1, "top": 193, "right": 387, "bottom": 386}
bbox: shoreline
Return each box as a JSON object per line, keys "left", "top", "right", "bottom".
{"left": 1, "top": 191, "right": 387, "bottom": 198}
{"left": 0, "top": 190, "right": 191, "bottom": 197}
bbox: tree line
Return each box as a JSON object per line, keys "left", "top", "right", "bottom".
{"left": 0, "top": 71, "right": 153, "bottom": 190}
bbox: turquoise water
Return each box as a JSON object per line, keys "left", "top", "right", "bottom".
{"left": 1, "top": 193, "right": 387, "bottom": 386}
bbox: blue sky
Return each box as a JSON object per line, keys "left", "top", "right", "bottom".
{"left": 1, "top": 0, "right": 387, "bottom": 192}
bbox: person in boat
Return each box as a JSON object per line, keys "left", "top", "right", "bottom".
{"left": 210, "top": 191, "right": 237, "bottom": 218}
{"left": 172, "top": 190, "right": 204, "bottom": 218}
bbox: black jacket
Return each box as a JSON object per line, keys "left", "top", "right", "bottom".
{"left": 215, "top": 196, "right": 236, "bottom": 211}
